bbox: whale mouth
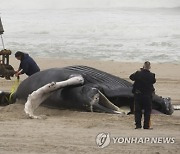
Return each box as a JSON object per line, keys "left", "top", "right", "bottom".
{"left": 91, "top": 90, "right": 125, "bottom": 114}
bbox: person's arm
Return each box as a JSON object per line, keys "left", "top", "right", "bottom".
{"left": 16, "top": 60, "right": 29, "bottom": 76}
{"left": 129, "top": 71, "right": 138, "bottom": 81}
{"left": 152, "top": 73, "right": 156, "bottom": 84}
{"left": 15, "top": 64, "right": 22, "bottom": 76}
{"left": 15, "top": 65, "right": 21, "bottom": 72}
{"left": 129, "top": 73, "right": 135, "bottom": 81}
{"left": 15, "top": 69, "right": 23, "bottom": 77}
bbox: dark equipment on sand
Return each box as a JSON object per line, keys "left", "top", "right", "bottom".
{"left": 0, "top": 17, "right": 15, "bottom": 80}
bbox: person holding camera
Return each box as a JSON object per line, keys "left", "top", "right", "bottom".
{"left": 129, "top": 61, "right": 156, "bottom": 129}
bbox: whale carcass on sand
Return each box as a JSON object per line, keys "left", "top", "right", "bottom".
{"left": 1, "top": 65, "right": 174, "bottom": 118}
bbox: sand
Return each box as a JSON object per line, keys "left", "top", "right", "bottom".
{"left": 0, "top": 58, "right": 180, "bottom": 154}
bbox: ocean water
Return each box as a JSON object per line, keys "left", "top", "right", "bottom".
{"left": 0, "top": 0, "right": 180, "bottom": 63}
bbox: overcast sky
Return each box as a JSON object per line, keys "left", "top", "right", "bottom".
{"left": 1, "top": 0, "right": 180, "bottom": 9}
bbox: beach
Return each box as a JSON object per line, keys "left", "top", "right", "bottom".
{"left": 0, "top": 0, "right": 180, "bottom": 153}
{"left": 0, "top": 58, "right": 180, "bottom": 154}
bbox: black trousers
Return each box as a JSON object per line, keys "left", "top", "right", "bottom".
{"left": 134, "top": 94, "right": 152, "bottom": 128}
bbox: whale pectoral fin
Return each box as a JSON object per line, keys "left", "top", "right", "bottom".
{"left": 24, "top": 75, "right": 84, "bottom": 119}
{"left": 90, "top": 90, "right": 126, "bottom": 114}
{"left": 93, "top": 103, "right": 124, "bottom": 114}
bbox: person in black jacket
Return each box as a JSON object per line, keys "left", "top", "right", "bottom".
{"left": 129, "top": 61, "right": 156, "bottom": 129}
{"left": 15, "top": 51, "right": 40, "bottom": 77}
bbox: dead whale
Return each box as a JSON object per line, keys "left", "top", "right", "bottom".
{"left": 0, "top": 65, "right": 174, "bottom": 118}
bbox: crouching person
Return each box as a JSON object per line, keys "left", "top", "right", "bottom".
{"left": 15, "top": 51, "right": 40, "bottom": 77}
